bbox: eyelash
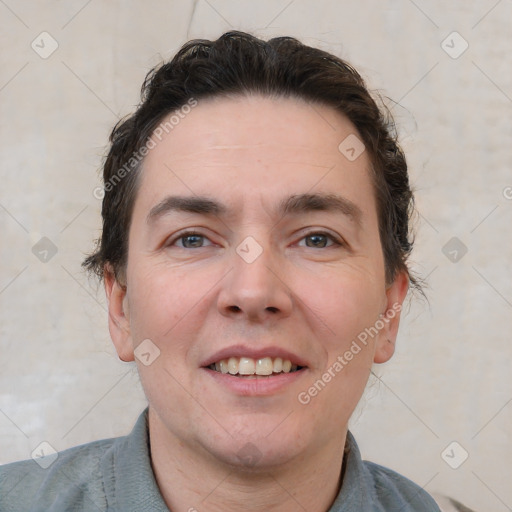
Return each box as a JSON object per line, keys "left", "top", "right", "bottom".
{"left": 297, "top": 231, "right": 343, "bottom": 248}
{"left": 169, "top": 230, "right": 344, "bottom": 249}
{"left": 170, "top": 231, "right": 212, "bottom": 248}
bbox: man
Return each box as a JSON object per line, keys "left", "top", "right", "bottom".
{"left": 1, "top": 31, "right": 442, "bottom": 511}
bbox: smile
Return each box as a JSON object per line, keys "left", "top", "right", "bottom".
{"left": 208, "top": 356, "right": 303, "bottom": 377}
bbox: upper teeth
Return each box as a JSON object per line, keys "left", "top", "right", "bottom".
{"left": 210, "top": 357, "right": 299, "bottom": 376}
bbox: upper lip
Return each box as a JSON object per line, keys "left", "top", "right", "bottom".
{"left": 200, "top": 345, "right": 309, "bottom": 368}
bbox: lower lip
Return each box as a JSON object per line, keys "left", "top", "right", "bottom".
{"left": 202, "top": 368, "right": 307, "bottom": 396}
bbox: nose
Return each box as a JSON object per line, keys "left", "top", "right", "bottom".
{"left": 216, "top": 239, "right": 293, "bottom": 322}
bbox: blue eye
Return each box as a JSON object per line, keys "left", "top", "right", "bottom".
{"left": 175, "top": 233, "right": 212, "bottom": 248}
{"left": 169, "top": 231, "right": 341, "bottom": 250}
{"left": 300, "top": 233, "right": 339, "bottom": 248}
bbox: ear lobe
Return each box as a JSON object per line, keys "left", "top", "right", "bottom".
{"left": 104, "top": 266, "right": 134, "bottom": 362}
{"left": 373, "top": 271, "right": 409, "bottom": 364}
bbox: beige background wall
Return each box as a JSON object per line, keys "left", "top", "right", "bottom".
{"left": 1, "top": 1, "right": 511, "bottom": 510}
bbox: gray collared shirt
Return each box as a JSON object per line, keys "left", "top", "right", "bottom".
{"left": 0, "top": 409, "right": 440, "bottom": 511}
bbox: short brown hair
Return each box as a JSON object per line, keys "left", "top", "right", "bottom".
{"left": 83, "top": 30, "right": 420, "bottom": 293}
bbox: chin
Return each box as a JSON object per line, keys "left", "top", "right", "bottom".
{"left": 202, "top": 419, "right": 306, "bottom": 471}
{"left": 211, "top": 439, "right": 301, "bottom": 472}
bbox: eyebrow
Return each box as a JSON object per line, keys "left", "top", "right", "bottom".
{"left": 148, "top": 196, "right": 226, "bottom": 222}
{"left": 147, "top": 193, "right": 363, "bottom": 226}
{"left": 279, "top": 193, "right": 363, "bottom": 226}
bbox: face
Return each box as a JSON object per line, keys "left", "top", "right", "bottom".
{"left": 105, "top": 94, "right": 408, "bottom": 469}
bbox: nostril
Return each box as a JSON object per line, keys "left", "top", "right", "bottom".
{"left": 224, "top": 305, "right": 280, "bottom": 314}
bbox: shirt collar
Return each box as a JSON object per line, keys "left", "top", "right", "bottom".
{"left": 101, "top": 408, "right": 170, "bottom": 511}
{"left": 328, "top": 431, "right": 372, "bottom": 510}
{"left": 102, "top": 409, "right": 373, "bottom": 511}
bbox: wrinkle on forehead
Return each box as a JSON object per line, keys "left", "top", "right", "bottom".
{"left": 148, "top": 95, "right": 359, "bottom": 157}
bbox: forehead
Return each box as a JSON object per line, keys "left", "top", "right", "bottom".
{"left": 147, "top": 94, "right": 363, "bottom": 165}
{"left": 135, "top": 94, "right": 376, "bottom": 221}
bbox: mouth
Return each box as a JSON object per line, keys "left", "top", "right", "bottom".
{"left": 201, "top": 347, "right": 308, "bottom": 395}
{"left": 207, "top": 356, "right": 305, "bottom": 378}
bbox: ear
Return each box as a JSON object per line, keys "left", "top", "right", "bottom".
{"left": 373, "top": 271, "right": 409, "bottom": 364}
{"left": 104, "top": 265, "right": 134, "bottom": 362}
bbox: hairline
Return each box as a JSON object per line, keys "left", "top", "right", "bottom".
{"left": 113, "top": 92, "right": 392, "bottom": 284}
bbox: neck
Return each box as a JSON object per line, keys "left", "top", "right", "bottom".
{"left": 148, "top": 409, "right": 346, "bottom": 512}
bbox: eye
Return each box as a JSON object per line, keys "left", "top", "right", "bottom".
{"left": 298, "top": 232, "right": 341, "bottom": 249}
{"left": 172, "top": 232, "right": 213, "bottom": 249}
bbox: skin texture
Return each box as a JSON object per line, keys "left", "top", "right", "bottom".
{"left": 105, "top": 94, "right": 409, "bottom": 512}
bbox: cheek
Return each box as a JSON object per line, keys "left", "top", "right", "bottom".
{"left": 125, "top": 263, "right": 209, "bottom": 412}
{"left": 295, "top": 274, "right": 380, "bottom": 425}
{"left": 126, "top": 260, "right": 218, "bottom": 351}
{"left": 297, "top": 268, "right": 383, "bottom": 348}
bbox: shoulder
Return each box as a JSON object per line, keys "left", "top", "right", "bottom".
{"left": 0, "top": 436, "right": 119, "bottom": 512}
{"left": 362, "top": 460, "right": 441, "bottom": 511}
{"left": 331, "top": 432, "right": 441, "bottom": 511}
